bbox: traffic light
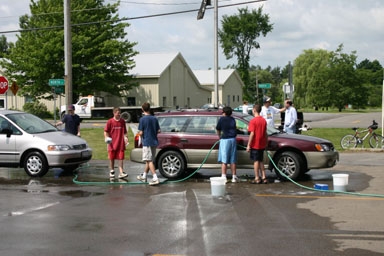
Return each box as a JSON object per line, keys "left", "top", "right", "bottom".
{"left": 197, "top": 0, "right": 211, "bottom": 20}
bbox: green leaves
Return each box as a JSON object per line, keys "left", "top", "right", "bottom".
{"left": 0, "top": 0, "right": 137, "bottom": 101}
{"left": 219, "top": 7, "right": 273, "bottom": 102}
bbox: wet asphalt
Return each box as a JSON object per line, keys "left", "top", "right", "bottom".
{"left": 0, "top": 153, "right": 384, "bottom": 256}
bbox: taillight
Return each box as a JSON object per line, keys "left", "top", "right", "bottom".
{"left": 134, "top": 133, "right": 142, "bottom": 148}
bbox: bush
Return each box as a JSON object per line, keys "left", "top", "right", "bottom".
{"left": 23, "top": 101, "right": 52, "bottom": 119}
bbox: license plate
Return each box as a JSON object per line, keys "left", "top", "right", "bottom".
{"left": 81, "top": 151, "right": 91, "bottom": 158}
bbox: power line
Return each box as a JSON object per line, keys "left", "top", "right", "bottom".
{"left": 0, "top": 0, "right": 266, "bottom": 34}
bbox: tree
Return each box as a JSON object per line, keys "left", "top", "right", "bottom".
{"left": 0, "top": 35, "right": 9, "bottom": 58}
{"left": 219, "top": 7, "right": 273, "bottom": 102}
{"left": 1, "top": 0, "right": 137, "bottom": 101}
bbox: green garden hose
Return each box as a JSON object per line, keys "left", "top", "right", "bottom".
{"left": 73, "top": 141, "right": 384, "bottom": 198}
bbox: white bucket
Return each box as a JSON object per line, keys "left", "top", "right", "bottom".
{"left": 210, "top": 177, "right": 226, "bottom": 197}
{"left": 332, "top": 174, "right": 349, "bottom": 192}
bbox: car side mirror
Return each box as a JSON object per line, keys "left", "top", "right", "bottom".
{"left": 2, "top": 128, "right": 13, "bottom": 138}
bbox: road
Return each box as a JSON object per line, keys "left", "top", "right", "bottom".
{"left": 0, "top": 153, "right": 383, "bottom": 255}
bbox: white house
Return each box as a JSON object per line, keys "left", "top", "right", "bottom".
{"left": 193, "top": 69, "right": 244, "bottom": 107}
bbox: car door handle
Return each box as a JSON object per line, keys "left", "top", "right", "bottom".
{"left": 180, "top": 139, "right": 188, "bottom": 143}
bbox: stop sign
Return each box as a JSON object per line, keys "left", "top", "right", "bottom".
{"left": 0, "top": 76, "right": 9, "bottom": 94}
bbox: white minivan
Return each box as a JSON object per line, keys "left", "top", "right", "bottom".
{"left": 0, "top": 110, "right": 92, "bottom": 177}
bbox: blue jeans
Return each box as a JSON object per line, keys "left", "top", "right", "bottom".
{"left": 284, "top": 126, "right": 296, "bottom": 134}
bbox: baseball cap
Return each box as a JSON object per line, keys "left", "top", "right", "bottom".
{"left": 68, "top": 105, "right": 75, "bottom": 111}
{"left": 263, "top": 96, "right": 272, "bottom": 103}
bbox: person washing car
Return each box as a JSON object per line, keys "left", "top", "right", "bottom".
{"left": 260, "top": 97, "right": 285, "bottom": 128}
{"left": 104, "top": 107, "right": 129, "bottom": 179}
{"left": 284, "top": 99, "right": 297, "bottom": 134}
{"left": 137, "top": 102, "right": 161, "bottom": 186}
{"left": 55, "top": 105, "right": 81, "bottom": 136}
{"left": 247, "top": 104, "right": 268, "bottom": 184}
{"left": 216, "top": 106, "right": 239, "bottom": 183}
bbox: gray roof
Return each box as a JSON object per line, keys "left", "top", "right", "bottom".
{"left": 192, "top": 69, "right": 237, "bottom": 85}
{"left": 130, "top": 52, "right": 180, "bottom": 77}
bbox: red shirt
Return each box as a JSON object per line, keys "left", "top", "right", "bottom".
{"left": 248, "top": 116, "right": 267, "bottom": 149}
{"left": 104, "top": 118, "right": 127, "bottom": 151}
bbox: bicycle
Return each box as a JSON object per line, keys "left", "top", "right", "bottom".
{"left": 340, "top": 120, "right": 383, "bottom": 149}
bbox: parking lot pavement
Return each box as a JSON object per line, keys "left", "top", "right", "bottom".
{"left": 0, "top": 153, "right": 383, "bottom": 255}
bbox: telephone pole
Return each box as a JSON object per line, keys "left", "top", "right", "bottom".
{"left": 213, "top": 0, "right": 219, "bottom": 107}
{"left": 64, "top": 0, "right": 72, "bottom": 111}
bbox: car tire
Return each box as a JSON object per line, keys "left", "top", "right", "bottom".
{"left": 158, "top": 150, "right": 186, "bottom": 180}
{"left": 273, "top": 151, "right": 303, "bottom": 180}
{"left": 23, "top": 151, "right": 49, "bottom": 177}
{"left": 121, "top": 112, "right": 132, "bottom": 123}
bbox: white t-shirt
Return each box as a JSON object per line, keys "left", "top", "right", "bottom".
{"left": 242, "top": 105, "right": 249, "bottom": 114}
{"left": 260, "top": 106, "right": 280, "bottom": 128}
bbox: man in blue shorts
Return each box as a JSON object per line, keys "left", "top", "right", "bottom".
{"left": 216, "top": 106, "right": 238, "bottom": 183}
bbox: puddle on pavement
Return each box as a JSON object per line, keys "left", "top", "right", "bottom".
{"left": 58, "top": 190, "right": 104, "bottom": 198}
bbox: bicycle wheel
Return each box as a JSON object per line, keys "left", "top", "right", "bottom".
{"left": 369, "top": 134, "right": 384, "bottom": 149}
{"left": 340, "top": 134, "right": 357, "bottom": 149}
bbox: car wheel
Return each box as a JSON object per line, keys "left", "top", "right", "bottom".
{"left": 158, "top": 150, "right": 186, "bottom": 180}
{"left": 121, "top": 112, "right": 132, "bottom": 123}
{"left": 273, "top": 151, "right": 303, "bottom": 180}
{"left": 23, "top": 151, "right": 49, "bottom": 177}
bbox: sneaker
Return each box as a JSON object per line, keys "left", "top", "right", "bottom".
{"left": 118, "top": 172, "right": 128, "bottom": 179}
{"left": 149, "top": 179, "right": 160, "bottom": 186}
{"left": 109, "top": 170, "right": 115, "bottom": 178}
{"left": 231, "top": 176, "right": 239, "bottom": 183}
{"left": 137, "top": 174, "right": 147, "bottom": 182}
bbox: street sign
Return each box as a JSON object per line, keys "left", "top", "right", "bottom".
{"left": 0, "top": 76, "right": 9, "bottom": 94}
{"left": 258, "top": 83, "right": 271, "bottom": 89}
{"left": 49, "top": 79, "right": 65, "bottom": 86}
{"left": 54, "top": 86, "right": 65, "bottom": 94}
{"left": 10, "top": 81, "right": 19, "bottom": 95}
{"left": 283, "top": 82, "right": 295, "bottom": 94}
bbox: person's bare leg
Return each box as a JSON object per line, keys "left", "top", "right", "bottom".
{"left": 221, "top": 163, "right": 227, "bottom": 176}
{"left": 148, "top": 161, "right": 156, "bottom": 175}
{"left": 144, "top": 161, "right": 150, "bottom": 174}
{"left": 260, "top": 161, "right": 266, "bottom": 180}
{"left": 254, "top": 161, "right": 260, "bottom": 180}
{"left": 230, "top": 163, "right": 236, "bottom": 175}
{"left": 118, "top": 159, "right": 124, "bottom": 174}
{"left": 110, "top": 159, "right": 115, "bottom": 170}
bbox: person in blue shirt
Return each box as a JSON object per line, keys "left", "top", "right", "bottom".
{"left": 137, "top": 102, "right": 161, "bottom": 185}
{"left": 55, "top": 105, "right": 81, "bottom": 136}
{"left": 216, "top": 106, "right": 238, "bottom": 183}
{"left": 284, "top": 99, "right": 297, "bottom": 134}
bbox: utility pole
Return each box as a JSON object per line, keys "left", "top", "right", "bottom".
{"left": 382, "top": 69, "right": 383, "bottom": 137}
{"left": 256, "top": 67, "right": 259, "bottom": 103}
{"left": 288, "top": 61, "right": 293, "bottom": 100}
{"left": 213, "top": 0, "right": 219, "bottom": 107}
{"left": 64, "top": 0, "right": 72, "bottom": 112}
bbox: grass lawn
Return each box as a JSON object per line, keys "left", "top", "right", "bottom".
{"left": 81, "top": 128, "right": 135, "bottom": 160}
{"left": 301, "top": 128, "right": 383, "bottom": 151}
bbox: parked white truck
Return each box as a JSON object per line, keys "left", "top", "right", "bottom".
{"left": 60, "top": 96, "right": 162, "bottom": 122}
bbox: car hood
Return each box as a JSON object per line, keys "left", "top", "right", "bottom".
{"left": 33, "top": 131, "right": 87, "bottom": 145}
{"left": 272, "top": 133, "right": 332, "bottom": 144}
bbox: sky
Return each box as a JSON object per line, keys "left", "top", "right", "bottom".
{"left": 0, "top": 0, "right": 383, "bottom": 70}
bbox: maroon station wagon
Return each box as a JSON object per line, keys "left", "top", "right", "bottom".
{"left": 131, "top": 110, "right": 339, "bottom": 180}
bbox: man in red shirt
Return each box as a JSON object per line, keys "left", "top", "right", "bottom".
{"left": 247, "top": 104, "right": 268, "bottom": 184}
{"left": 104, "top": 107, "right": 129, "bottom": 179}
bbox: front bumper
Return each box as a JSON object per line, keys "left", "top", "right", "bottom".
{"left": 45, "top": 148, "right": 92, "bottom": 167}
{"left": 304, "top": 151, "right": 339, "bottom": 169}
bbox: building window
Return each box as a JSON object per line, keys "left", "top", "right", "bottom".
{"left": 173, "top": 96, "right": 177, "bottom": 107}
{"left": 187, "top": 97, "right": 190, "bottom": 108}
{"left": 163, "top": 97, "right": 167, "bottom": 106}
{"left": 237, "top": 95, "right": 240, "bottom": 102}
{"left": 233, "top": 95, "right": 235, "bottom": 102}
{"left": 208, "top": 98, "right": 211, "bottom": 103}
{"left": 127, "top": 97, "right": 136, "bottom": 106}
{"left": 227, "top": 95, "right": 230, "bottom": 106}
{"left": 0, "top": 99, "right": 4, "bottom": 109}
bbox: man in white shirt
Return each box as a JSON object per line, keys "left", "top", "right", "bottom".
{"left": 242, "top": 101, "right": 249, "bottom": 115}
{"left": 260, "top": 97, "right": 285, "bottom": 128}
{"left": 284, "top": 99, "right": 297, "bottom": 134}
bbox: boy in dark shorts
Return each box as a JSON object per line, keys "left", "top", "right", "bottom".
{"left": 216, "top": 106, "right": 238, "bottom": 183}
{"left": 247, "top": 104, "right": 268, "bottom": 184}
{"left": 104, "top": 107, "right": 129, "bottom": 179}
{"left": 137, "top": 102, "right": 161, "bottom": 186}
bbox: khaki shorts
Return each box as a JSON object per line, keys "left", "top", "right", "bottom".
{"left": 142, "top": 146, "right": 157, "bottom": 162}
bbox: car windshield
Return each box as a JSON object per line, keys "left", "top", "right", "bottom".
{"left": 6, "top": 113, "right": 58, "bottom": 134}
{"left": 242, "top": 115, "right": 281, "bottom": 135}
